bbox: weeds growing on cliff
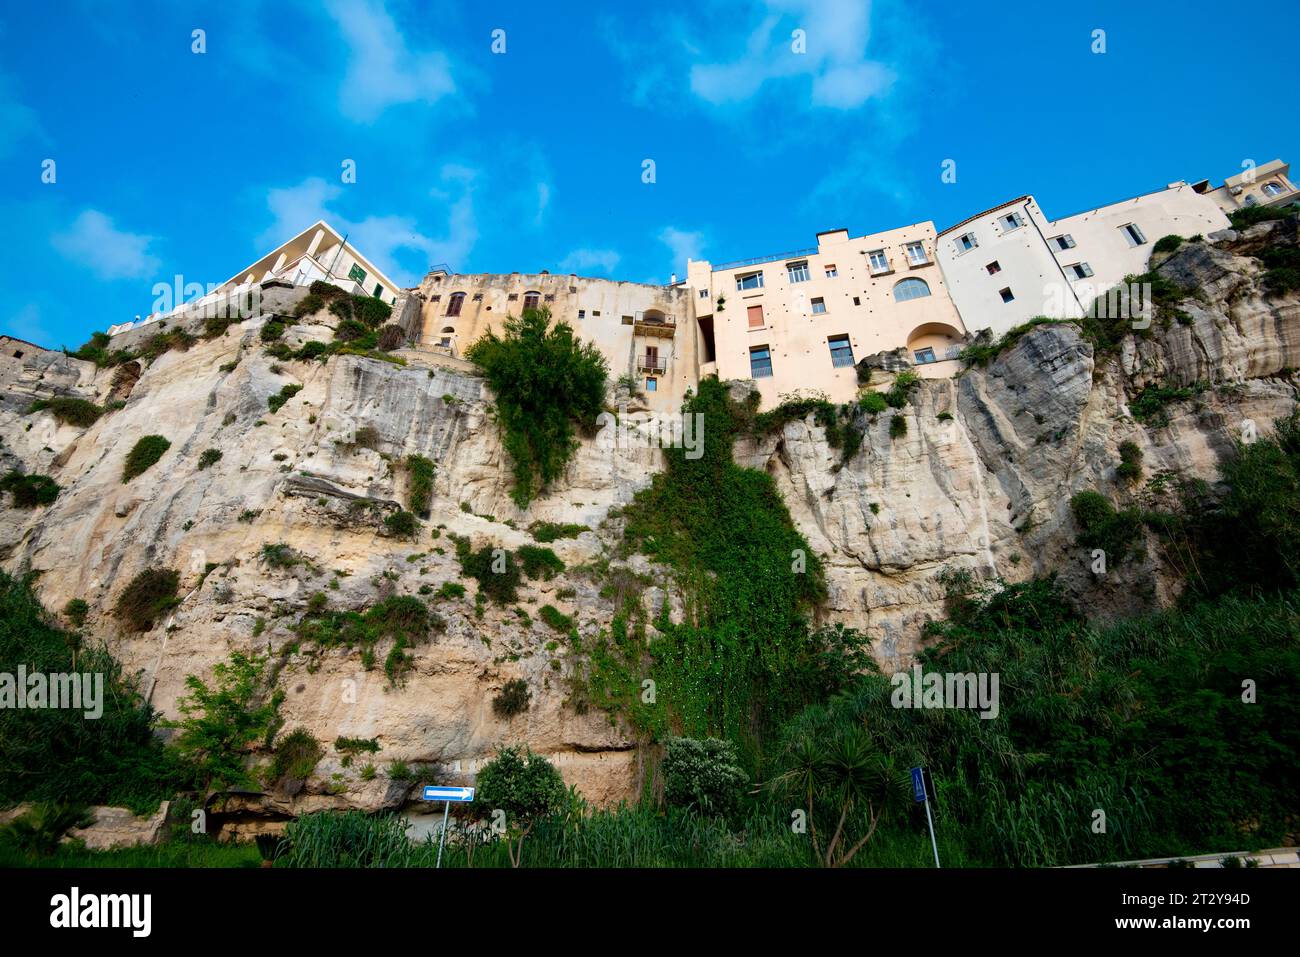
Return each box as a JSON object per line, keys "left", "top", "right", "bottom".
{"left": 577, "top": 377, "right": 871, "bottom": 772}
{"left": 296, "top": 594, "right": 443, "bottom": 686}
{"left": 405, "top": 455, "right": 435, "bottom": 516}
{"left": 465, "top": 307, "right": 608, "bottom": 508}
{"left": 113, "top": 568, "right": 181, "bottom": 632}
{"left": 28, "top": 396, "right": 104, "bottom": 428}
{"left": 122, "top": 434, "right": 171, "bottom": 482}
{"left": 67, "top": 331, "right": 135, "bottom": 368}
{"left": 1, "top": 470, "right": 60, "bottom": 507}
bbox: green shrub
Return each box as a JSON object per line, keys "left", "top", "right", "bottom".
{"left": 662, "top": 736, "right": 748, "bottom": 818}
{"left": 335, "top": 736, "right": 380, "bottom": 755}
{"left": 68, "top": 331, "right": 135, "bottom": 368}
{"left": 353, "top": 296, "right": 392, "bottom": 329}
{"left": 538, "top": 604, "right": 572, "bottom": 631}
{"left": 276, "top": 810, "right": 415, "bottom": 868}
{"left": 465, "top": 308, "right": 608, "bottom": 507}
{"left": 296, "top": 594, "right": 439, "bottom": 686}
{"left": 113, "top": 568, "right": 180, "bottom": 632}
{"left": 260, "top": 320, "right": 286, "bottom": 341}
{"left": 456, "top": 541, "right": 521, "bottom": 604}
{"left": 1153, "top": 234, "right": 1183, "bottom": 254}
{"left": 1070, "top": 491, "right": 1143, "bottom": 562}
{"left": 63, "top": 598, "right": 89, "bottom": 627}
{"left": 384, "top": 510, "right": 418, "bottom": 539}
{"left": 889, "top": 414, "right": 907, "bottom": 439}
{"left": 529, "top": 521, "right": 588, "bottom": 542}
{"left": 1129, "top": 382, "right": 1203, "bottom": 427}
{"left": 269, "top": 729, "right": 322, "bottom": 786}
{"left": 518, "top": 545, "right": 564, "bottom": 580}
{"left": 858, "top": 391, "right": 887, "bottom": 415}
{"left": 0, "top": 471, "right": 60, "bottom": 508}
{"left": 493, "top": 678, "right": 531, "bottom": 717}
{"left": 122, "top": 435, "right": 171, "bottom": 482}
{"left": 333, "top": 318, "right": 367, "bottom": 342}
{"left": 1116, "top": 440, "right": 1143, "bottom": 482}
{"left": 28, "top": 396, "right": 103, "bottom": 428}
{"left": 406, "top": 455, "right": 435, "bottom": 516}
{"left": 0, "top": 803, "right": 94, "bottom": 857}
{"left": 267, "top": 383, "right": 302, "bottom": 413}
{"left": 197, "top": 448, "right": 222, "bottom": 470}
{"left": 1228, "top": 203, "right": 1295, "bottom": 230}
{"left": 435, "top": 581, "right": 466, "bottom": 600}
{"left": 959, "top": 316, "right": 1063, "bottom": 367}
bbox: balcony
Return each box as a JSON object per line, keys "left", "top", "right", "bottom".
{"left": 637, "top": 353, "right": 667, "bottom": 373}
{"left": 633, "top": 311, "right": 676, "bottom": 338}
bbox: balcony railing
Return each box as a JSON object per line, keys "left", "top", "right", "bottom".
{"left": 633, "top": 312, "right": 676, "bottom": 337}
{"left": 714, "top": 246, "right": 819, "bottom": 272}
{"left": 638, "top": 354, "right": 667, "bottom": 373}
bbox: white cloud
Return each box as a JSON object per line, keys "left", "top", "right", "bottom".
{"left": 325, "top": 0, "right": 456, "bottom": 122}
{"left": 52, "top": 210, "right": 160, "bottom": 281}
{"left": 659, "top": 227, "right": 706, "bottom": 275}
{"left": 687, "top": 0, "right": 896, "bottom": 110}
{"left": 559, "top": 248, "right": 621, "bottom": 275}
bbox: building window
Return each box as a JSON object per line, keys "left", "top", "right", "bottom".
{"left": 431, "top": 294, "right": 442, "bottom": 302}
{"left": 956, "top": 232, "right": 978, "bottom": 252}
{"left": 868, "top": 249, "right": 890, "bottom": 273}
{"left": 621, "top": 315, "right": 633, "bottom": 325}
{"left": 507, "top": 293, "right": 519, "bottom": 301}
{"left": 1121, "top": 223, "right": 1147, "bottom": 246}
{"left": 852, "top": 296, "right": 861, "bottom": 306}
{"left": 787, "top": 260, "right": 811, "bottom": 283}
{"left": 824, "top": 264, "right": 838, "bottom": 278}
{"left": 999, "top": 211, "right": 1026, "bottom": 231}
{"left": 986, "top": 261, "right": 1001, "bottom": 275}
{"left": 439, "top": 337, "right": 451, "bottom": 347}
{"left": 747, "top": 304, "right": 764, "bottom": 329}
{"left": 544, "top": 293, "right": 555, "bottom": 302}
{"left": 914, "top": 347, "right": 937, "bottom": 364}
{"left": 592, "top": 310, "right": 600, "bottom": 316}
{"left": 905, "top": 242, "right": 929, "bottom": 265}
{"left": 893, "top": 277, "right": 931, "bottom": 302}
{"left": 999, "top": 287, "right": 1015, "bottom": 303}
{"left": 736, "top": 271, "right": 764, "bottom": 291}
{"left": 811, "top": 297, "right": 827, "bottom": 314}
{"left": 373, "top": 283, "right": 383, "bottom": 297}
{"left": 472, "top": 293, "right": 483, "bottom": 301}
{"left": 348, "top": 263, "right": 367, "bottom": 283}
{"left": 699, "top": 288, "right": 710, "bottom": 298}
{"left": 750, "top": 346, "right": 773, "bottom": 378}
{"left": 828, "top": 335, "right": 854, "bottom": 368}
{"left": 1053, "top": 234, "right": 1076, "bottom": 250}
{"left": 1262, "top": 181, "right": 1284, "bottom": 197}
{"left": 646, "top": 377, "right": 658, "bottom": 392}
{"left": 1069, "top": 262, "right": 1094, "bottom": 279}
{"left": 578, "top": 309, "right": 585, "bottom": 319}
{"left": 523, "top": 291, "right": 541, "bottom": 310}
{"left": 446, "top": 292, "right": 466, "bottom": 317}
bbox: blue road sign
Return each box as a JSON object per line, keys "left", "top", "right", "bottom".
{"left": 423, "top": 785, "right": 475, "bottom": 803}
{"left": 911, "top": 767, "right": 926, "bottom": 803}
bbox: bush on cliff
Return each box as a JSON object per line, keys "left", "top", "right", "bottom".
{"left": 465, "top": 308, "right": 607, "bottom": 508}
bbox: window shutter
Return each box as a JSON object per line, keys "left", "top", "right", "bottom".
{"left": 1064, "top": 234, "right": 1076, "bottom": 249}
{"left": 1081, "top": 262, "right": 1094, "bottom": 278}
{"left": 747, "top": 305, "right": 764, "bottom": 328}
{"left": 1132, "top": 224, "right": 1147, "bottom": 243}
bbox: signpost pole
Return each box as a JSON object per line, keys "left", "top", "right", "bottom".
{"left": 912, "top": 766, "right": 941, "bottom": 868}
{"left": 436, "top": 801, "right": 450, "bottom": 869}
{"left": 423, "top": 785, "right": 474, "bottom": 870}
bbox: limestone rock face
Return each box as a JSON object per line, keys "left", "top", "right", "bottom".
{"left": 1, "top": 229, "right": 1297, "bottom": 813}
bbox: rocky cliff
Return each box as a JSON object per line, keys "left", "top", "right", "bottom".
{"left": 2, "top": 220, "right": 1297, "bottom": 820}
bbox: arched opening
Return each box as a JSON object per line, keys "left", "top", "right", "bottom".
{"left": 893, "top": 277, "right": 931, "bottom": 303}
{"left": 523, "top": 290, "right": 541, "bottom": 311}
{"left": 906, "top": 322, "right": 963, "bottom": 365}
{"left": 446, "top": 292, "right": 466, "bottom": 317}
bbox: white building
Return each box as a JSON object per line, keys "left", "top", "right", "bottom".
{"left": 1195, "top": 159, "right": 1299, "bottom": 215}
{"left": 936, "top": 181, "right": 1232, "bottom": 338}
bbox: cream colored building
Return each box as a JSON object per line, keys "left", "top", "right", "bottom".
{"left": 1194, "top": 159, "right": 1299, "bottom": 215}
{"left": 413, "top": 270, "right": 697, "bottom": 413}
{"left": 107, "top": 221, "right": 403, "bottom": 338}
{"left": 936, "top": 181, "right": 1231, "bottom": 337}
{"left": 685, "top": 223, "right": 968, "bottom": 408}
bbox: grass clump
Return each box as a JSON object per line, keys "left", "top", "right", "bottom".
{"left": 454, "top": 538, "right": 521, "bottom": 604}
{"left": 435, "top": 581, "right": 466, "bottom": 601}
{"left": 296, "top": 594, "right": 440, "bottom": 686}
{"left": 28, "top": 396, "right": 103, "bottom": 428}
{"left": 492, "top": 678, "right": 531, "bottom": 717}
{"left": 384, "top": 510, "right": 419, "bottom": 539}
{"left": 889, "top": 414, "right": 907, "bottom": 439}
{"left": 1070, "top": 490, "right": 1143, "bottom": 564}
{"left": 465, "top": 308, "right": 608, "bottom": 508}
{"left": 518, "top": 545, "right": 564, "bottom": 580}
{"left": 268, "top": 729, "right": 323, "bottom": 787}
{"left": 197, "top": 448, "right": 222, "bottom": 470}
{"left": 122, "top": 435, "right": 171, "bottom": 482}
{"left": 1116, "top": 440, "right": 1143, "bottom": 482}
{"left": 529, "top": 521, "right": 588, "bottom": 543}
{"left": 538, "top": 604, "right": 572, "bottom": 631}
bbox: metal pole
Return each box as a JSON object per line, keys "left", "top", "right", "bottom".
{"left": 436, "top": 801, "right": 450, "bottom": 868}
{"left": 923, "top": 795, "right": 941, "bottom": 868}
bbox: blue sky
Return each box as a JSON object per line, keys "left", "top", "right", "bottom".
{"left": 1, "top": 0, "right": 1296, "bottom": 350}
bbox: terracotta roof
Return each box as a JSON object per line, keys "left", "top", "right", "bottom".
{"left": 937, "top": 196, "right": 1033, "bottom": 238}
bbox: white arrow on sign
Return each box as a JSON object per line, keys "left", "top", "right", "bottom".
{"left": 423, "top": 786, "right": 475, "bottom": 803}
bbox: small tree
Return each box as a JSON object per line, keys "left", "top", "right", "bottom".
{"left": 772, "top": 717, "right": 907, "bottom": 868}
{"left": 169, "top": 652, "right": 282, "bottom": 794}
{"left": 474, "top": 745, "right": 567, "bottom": 867}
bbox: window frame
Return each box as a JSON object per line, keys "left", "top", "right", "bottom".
{"left": 905, "top": 241, "right": 929, "bottom": 265}
{"left": 736, "top": 271, "right": 764, "bottom": 291}
{"left": 827, "top": 335, "right": 855, "bottom": 368}
{"left": 787, "top": 260, "right": 811, "bottom": 284}
{"left": 893, "top": 277, "right": 932, "bottom": 303}
{"left": 749, "top": 345, "right": 774, "bottom": 379}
